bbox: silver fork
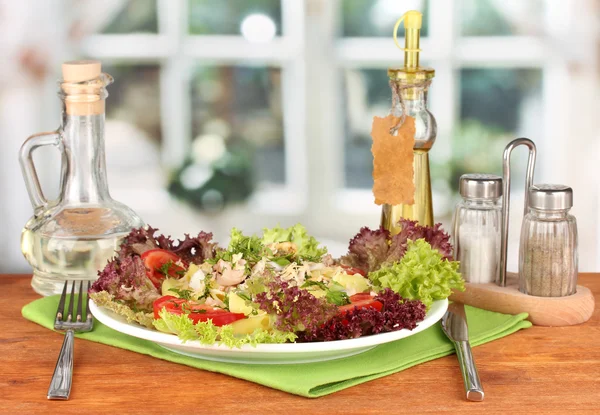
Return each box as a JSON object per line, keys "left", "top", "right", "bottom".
{"left": 47, "top": 280, "right": 94, "bottom": 400}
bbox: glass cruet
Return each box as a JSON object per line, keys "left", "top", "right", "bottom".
{"left": 19, "top": 60, "right": 144, "bottom": 296}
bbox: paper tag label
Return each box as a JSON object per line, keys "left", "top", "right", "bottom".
{"left": 371, "top": 115, "right": 415, "bottom": 205}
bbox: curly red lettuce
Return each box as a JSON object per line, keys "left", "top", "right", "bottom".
{"left": 297, "top": 289, "right": 426, "bottom": 342}
{"left": 90, "top": 255, "right": 160, "bottom": 311}
{"left": 341, "top": 219, "right": 453, "bottom": 273}
{"left": 91, "top": 226, "right": 220, "bottom": 313}
{"left": 341, "top": 227, "right": 391, "bottom": 273}
{"left": 254, "top": 278, "right": 337, "bottom": 334}
{"left": 117, "top": 226, "right": 172, "bottom": 258}
{"left": 393, "top": 219, "right": 453, "bottom": 261}
{"left": 117, "top": 226, "right": 219, "bottom": 264}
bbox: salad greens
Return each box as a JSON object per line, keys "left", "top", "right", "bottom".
{"left": 90, "top": 290, "right": 154, "bottom": 328}
{"left": 261, "top": 224, "right": 328, "bottom": 262}
{"left": 90, "top": 221, "right": 465, "bottom": 347}
{"left": 368, "top": 239, "right": 464, "bottom": 309}
{"left": 153, "top": 308, "right": 297, "bottom": 346}
{"left": 341, "top": 219, "right": 453, "bottom": 273}
{"left": 217, "top": 225, "right": 328, "bottom": 266}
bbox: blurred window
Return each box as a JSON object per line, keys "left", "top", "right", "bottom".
{"left": 101, "top": 0, "right": 158, "bottom": 34}
{"left": 343, "top": 68, "right": 390, "bottom": 189}
{"left": 340, "top": 0, "right": 549, "bottom": 222}
{"left": 447, "top": 68, "right": 542, "bottom": 200}
{"left": 103, "top": 64, "right": 162, "bottom": 144}
{"left": 460, "top": 0, "right": 545, "bottom": 36}
{"left": 342, "top": 0, "right": 430, "bottom": 37}
{"left": 189, "top": 0, "right": 282, "bottom": 35}
{"left": 190, "top": 66, "right": 284, "bottom": 185}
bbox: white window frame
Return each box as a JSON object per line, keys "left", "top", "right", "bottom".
{"left": 81, "top": 0, "right": 598, "bottom": 269}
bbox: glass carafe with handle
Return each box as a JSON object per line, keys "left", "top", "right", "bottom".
{"left": 19, "top": 60, "right": 144, "bottom": 296}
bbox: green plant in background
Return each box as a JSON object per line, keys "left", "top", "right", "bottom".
{"left": 168, "top": 139, "right": 254, "bottom": 212}
{"left": 431, "top": 120, "right": 511, "bottom": 194}
{"left": 433, "top": 68, "right": 541, "bottom": 194}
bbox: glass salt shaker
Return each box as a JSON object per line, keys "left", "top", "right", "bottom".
{"left": 452, "top": 174, "right": 502, "bottom": 284}
{"left": 519, "top": 185, "right": 578, "bottom": 297}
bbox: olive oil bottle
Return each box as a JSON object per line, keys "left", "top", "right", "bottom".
{"left": 380, "top": 11, "right": 437, "bottom": 234}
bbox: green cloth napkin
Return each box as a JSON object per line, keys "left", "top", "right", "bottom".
{"left": 22, "top": 296, "right": 530, "bottom": 398}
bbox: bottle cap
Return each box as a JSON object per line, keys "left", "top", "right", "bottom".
{"left": 529, "top": 184, "right": 573, "bottom": 210}
{"left": 62, "top": 60, "right": 101, "bottom": 83}
{"left": 61, "top": 60, "right": 107, "bottom": 115}
{"left": 388, "top": 10, "right": 434, "bottom": 86}
{"left": 459, "top": 174, "right": 503, "bottom": 199}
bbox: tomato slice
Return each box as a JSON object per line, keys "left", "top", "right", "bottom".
{"left": 340, "top": 265, "right": 367, "bottom": 277}
{"left": 349, "top": 293, "right": 375, "bottom": 302}
{"left": 141, "top": 249, "right": 186, "bottom": 289}
{"left": 153, "top": 296, "right": 246, "bottom": 327}
{"left": 338, "top": 294, "right": 383, "bottom": 314}
{"left": 153, "top": 295, "right": 181, "bottom": 318}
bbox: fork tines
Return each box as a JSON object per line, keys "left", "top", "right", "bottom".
{"left": 54, "top": 280, "right": 93, "bottom": 330}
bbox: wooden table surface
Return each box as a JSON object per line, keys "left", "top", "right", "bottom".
{"left": 1, "top": 274, "right": 598, "bottom": 414}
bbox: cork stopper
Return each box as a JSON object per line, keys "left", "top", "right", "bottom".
{"left": 61, "top": 60, "right": 106, "bottom": 115}
{"left": 62, "top": 60, "right": 102, "bottom": 83}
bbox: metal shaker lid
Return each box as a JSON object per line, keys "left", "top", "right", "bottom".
{"left": 459, "top": 174, "right": 503, "bottom": 199}
{"left": 529, "top": 184, "right": 573, "bottom": 210}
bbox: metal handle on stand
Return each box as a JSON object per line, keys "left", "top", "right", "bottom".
{"left": 499, "top": 138, "right": 537, "bottom": 287}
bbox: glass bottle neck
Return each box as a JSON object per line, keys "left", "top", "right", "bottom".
{"left": 60, "top": 111, "right": 111, "bottom": 204}
{"left": 394, "top": 89, "right": 429, "bottom": 113}
{"left": 390, "top": 83, "right": 436, "bottom": 150}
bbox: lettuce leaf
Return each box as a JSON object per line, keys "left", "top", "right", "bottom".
{"left": 152, "top": 309, "right": 297, "bottom": 347}
{"left": 117, "top": 226, "right": 220, "bottom": 264}
{"left": 340, "top": 227, "right": 391, "bottom": 273}
{"left": 90, "top": 256, "right": 160, "bottom": 311}
{"left": 224, "top": 228, "right": 265, "bottom": 263}
{"left": 341, "top": 219, "right": 453, "bottom": 273}
{"left": 89, "top": 291, "right": 155, "bottom": 328}
{"left": 391, "top": 219, "right": 453, "bottom": 261}
{"left": 368, "top": 239, "right": 464, "bottom": 309}
{"left": 261, "top": 224, "right": 327, "bottom": 262}
{"left": 219, "top": 225, "right": 327, "bottom": 264}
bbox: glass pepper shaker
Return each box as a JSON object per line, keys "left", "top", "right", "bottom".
{"left": 452, "top": 174, "right": 502, "bottom": 284}
{"left": 519, "top": 185, "right": 578, "bottom": 297}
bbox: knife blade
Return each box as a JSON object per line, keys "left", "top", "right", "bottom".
{"left": 441, "top": 302, "right": 484, "bottom": 402}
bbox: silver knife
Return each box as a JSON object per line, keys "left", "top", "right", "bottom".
{"left": 441, "top": 302, "right": 484, "bottom": 401}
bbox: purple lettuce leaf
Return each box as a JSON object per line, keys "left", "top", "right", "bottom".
{"left": 117, "top": 226, "right": 220, "bottom": 264}
{"left": 90, "top": 255, "right": 160, "bottom": 311}
{"left": 171, "top": 231, "right": 220, "bottom": 265}
{"left": 339, "top": 227, "right": 390, "bottom": 273}
{"left": 254, "top": 278, "right": 337, "bottom": 334}
{"left": 296, "top": 289, "right": 426, "bottom": 342}
{"left": 117, "top": 226, "right": 174, "bottom": 258}
{"left": 389, "top": 219, "right": 453, "bottom": 262}
{"left": 340, "top": 220, "right": 454, "bottom": 273}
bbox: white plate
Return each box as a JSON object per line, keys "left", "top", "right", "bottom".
{"left": 89, "top": 299, "right": 448, "bottom": 364}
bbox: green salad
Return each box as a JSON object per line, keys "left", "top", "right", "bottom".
{"left": 90, "top": 221, "right": 464, "bottom": 347}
